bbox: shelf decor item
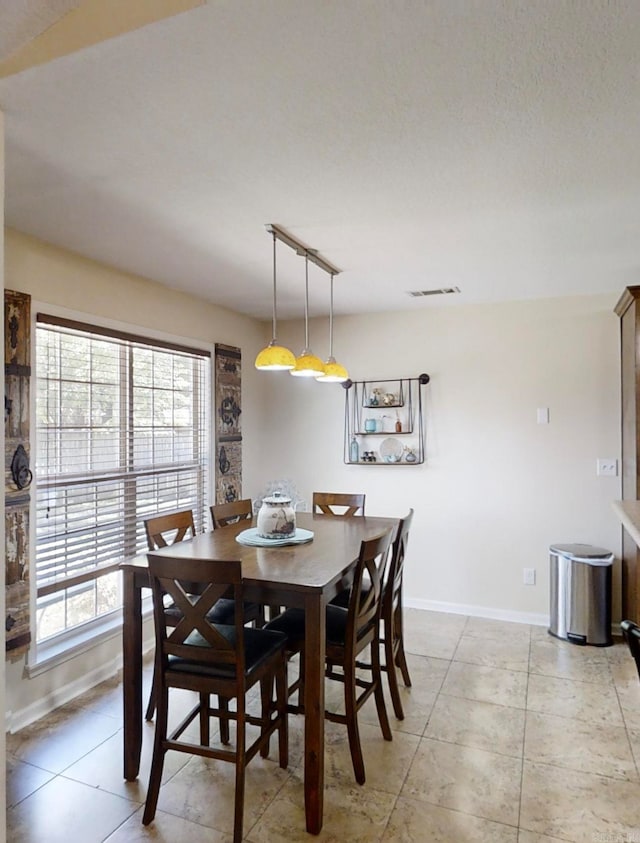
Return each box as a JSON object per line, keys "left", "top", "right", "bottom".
{"left": 256, "top": 492, "right": 296, "bottom": 539}
{"left": 380, "top": 438, "right": 403, "bottom": 463}
{"left": 343, "top": 374, "right": 430, "bottom": 465}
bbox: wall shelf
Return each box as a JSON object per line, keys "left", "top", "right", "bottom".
{"left": 342, "top": 374, "right": 430, "bottom": 465}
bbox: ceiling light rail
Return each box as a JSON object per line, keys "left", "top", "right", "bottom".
{"left": 265, "top": 224, "right": 341, "bottom": 278}
{"left": 256, "top": 224, "right": 349, "bottom": 382}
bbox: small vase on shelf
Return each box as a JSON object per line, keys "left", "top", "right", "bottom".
{"left": 349, "top": 436, "right": 360, "bottom": 463}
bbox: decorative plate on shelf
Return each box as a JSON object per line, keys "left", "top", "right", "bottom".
{"left": 379, "top": 438, "right": 404, "bottom": 463}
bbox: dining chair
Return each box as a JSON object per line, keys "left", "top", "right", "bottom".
{"left": 265, "top": 529, "right": 394, "bottom": 785}
{"left": 210, "top": 498, "right": 253, "bottom": 528}
{"left": 378, "top": 509, "right": 414, "bottom": 719}
{"left": 621, "top": 619, "right": 640, "bottom": 680}
{"left": 143, "top": 553, "right": 289, "bottom": 843}
{"left": 312, "top": 491, "right": 365, "bottom": 517}
{"left": 143, "top": 509, "right": 263, "bottom": 722}
{"left": 210, "top": 498, "right": 266, "bottom": 628}
{"left": 329, "top": 511, "right": 414, "bottom": 718}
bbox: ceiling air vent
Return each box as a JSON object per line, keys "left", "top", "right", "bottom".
{"left": 407, "top": 286, "right": 461, "bottom": 297}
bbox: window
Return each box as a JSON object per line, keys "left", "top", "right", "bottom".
{"left": 35, "top": 315, "right": 210, "bottom": 644}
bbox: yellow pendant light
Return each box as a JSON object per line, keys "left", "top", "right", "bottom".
{"left": 317, "top": 272, "right": 349, "bottom": 383}
{"left": 290, "top": 252, "right": 325, "bottom": 378}
{"left": 255, "top": 231, "right": 296, "bottom": 371}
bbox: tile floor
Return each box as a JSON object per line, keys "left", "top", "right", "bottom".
{"left": 7, "top": 609, "right": 640, "bottom": 842}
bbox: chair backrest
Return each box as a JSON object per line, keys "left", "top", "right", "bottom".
{"left": 347, "top": 529, "right": 393, "bottom": 650}
{"left": 384, "top": 509, "right": 414, "bottom": 614}
{"left": 144, "top": 509, "right": 196, "bottom": 551}
{"left": 148, "top": 553, "right": 246, "bottom": 680}
{"left": 622, "top": 619, "right": 640, "bottom": 680}
{"left": 313, "top": 492, "right": 365, "bottom": 518}
{"left": 210, "top": 498, "right": 253, "bottom": 529}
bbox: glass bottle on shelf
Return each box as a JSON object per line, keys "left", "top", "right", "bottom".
{"left": 349, "top": 436, "right": 359, "bottom": 463}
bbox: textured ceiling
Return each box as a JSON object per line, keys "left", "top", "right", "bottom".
{"left": 0, "top": 0, "right": 80, "bottom": 61}
{"left": 1, "top": 0, "right": 640, "bottom": 320}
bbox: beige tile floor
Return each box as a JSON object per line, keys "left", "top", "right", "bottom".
{"left": 7, "top": 609, "right": 640, "bottom": 842}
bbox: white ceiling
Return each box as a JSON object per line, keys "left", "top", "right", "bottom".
{"left": 1, "top": 0, "right": 640, "bottom": 320}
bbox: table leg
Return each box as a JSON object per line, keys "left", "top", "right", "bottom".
{"left": 303, "top": 592, "right": 325, "bottom": 834}
{"left": 123, "top": 568, "right": 143, "bottom": 780}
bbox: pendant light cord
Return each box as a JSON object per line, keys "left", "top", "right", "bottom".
{"left": 271, "top": 232, "right": 277, "bottom": 341}
{"left": 328, "top": 273, "right": 335, "bottom": 357}
{"left": 304, "top": 252, "right": 310, "bottom": 349}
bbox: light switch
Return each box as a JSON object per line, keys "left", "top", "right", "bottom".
{"left": 536, "top": 407, "right": 549, "bottom": 425}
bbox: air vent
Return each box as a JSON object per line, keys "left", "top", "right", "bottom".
{"left": 407, "top": 287, "right": 461, "bottom": 297}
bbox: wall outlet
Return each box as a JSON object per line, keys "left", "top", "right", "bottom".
{"left": 523, "top": 568, "right": 536, "bottom": 586}
{"left": 596, "top": 459, "right": 618, "bottom": 477}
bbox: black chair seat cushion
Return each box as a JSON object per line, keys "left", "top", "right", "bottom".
{"left": 163, "top": 598, "right": 261, "bottom": 625}
{"left": 168, "top": 624, "right": 287, "bottom": 678}
{"left": 265, "top": 606, "right": 350, "bottom": 646}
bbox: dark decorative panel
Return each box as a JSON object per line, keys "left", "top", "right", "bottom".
{"left": 215, "top": 344, "right": 242, "bottom": 503}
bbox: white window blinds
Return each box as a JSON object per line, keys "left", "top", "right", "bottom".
{"left": 35, "top": 315, "right": 210, "bottom": 640}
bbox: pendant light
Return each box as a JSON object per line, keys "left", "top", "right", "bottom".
{"left": 255, "top": 231, "right": 296, "bottom": 371}
{"left": 317, "top": 273, "right": 349, "bottom": 383}
{"left": 290, "top": 252, "right": 326, "bottom": 378}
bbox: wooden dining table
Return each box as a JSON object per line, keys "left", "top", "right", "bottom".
{"left": 120, "top": 510, "right": 398, "bottom": 834}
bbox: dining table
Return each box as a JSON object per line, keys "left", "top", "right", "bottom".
{"left": 120, "top": 510, "right": 398, "bottom": 834}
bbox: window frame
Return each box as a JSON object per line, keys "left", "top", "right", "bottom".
{"left": 29, "top": 305, "right": 215, "bottom": 668}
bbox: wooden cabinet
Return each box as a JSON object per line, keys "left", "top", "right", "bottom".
{"left": 615, "top": 286, "right": 640, "bottom": 621}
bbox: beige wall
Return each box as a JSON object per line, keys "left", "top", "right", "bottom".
{"left": 2, "top": 227, "right": 625, "bottom": 729}
{"left": 4, "top": 228, "right": 270, "bottom": 726}
{"left": 263, "top": 294, "right": 622, "bottom": 622}
{"left": 1, "top": 108, "right": 7, "bottom": 832}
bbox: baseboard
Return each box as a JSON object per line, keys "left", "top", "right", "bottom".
{"left": 7, "top": 633, "right": 155, "bottom": 733}
{"left": 404, "top": 597, "right": 549, "bottom": 627}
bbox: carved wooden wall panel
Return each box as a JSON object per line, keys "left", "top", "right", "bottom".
{"left": 5, "top": 290, "right": 32, "bottom": 658}
{"left": 214, "top": 344, "right": 242, "bottom": 504}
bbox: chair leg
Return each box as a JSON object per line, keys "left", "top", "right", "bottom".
{"left": 233, "top": 707, "right": 246, "bottom": 843}
{"left": 142, "top": 686, "right": 168, "bottom": 825}
{"left": 372, "top": 640, "right": 393, "bottom": 741}
{"left": 219, "top": 696, "right": 230, "bottom": 745}
{"left": 385, "top": 631, "right": 405, "bottom": 720}
{"left": 145, "top": 667, "right": 158, "bottom": 721}
{"left": 343, "top": 661, "right": 366, "bottom": 785}
{"left": 259, "top": 675, "right": 274, "bottom": 758}
{"left": 276, "top": 654, "right": 289, "bottom": 768}
{"left": 394, "top": 607, "right": 412, "bottom": 687}
{"left": 199, "top": 692, "right": 210, "bottom": 745}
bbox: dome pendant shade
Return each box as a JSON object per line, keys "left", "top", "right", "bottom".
{"left": 290, "top": 349, "right": 326, "bottom": 377}
{"left": 316, "top": 272, "right": 349, "bottom": 382}
{"left": 255, "top": 340, "right": 296, "bottom": 371}
{"left": 316, "top": 356, "right": 348, "bottom": 383}
{"left": 255, "top": 231, "right": 295, "bottom": 371}
{"left": 291, "top": 252, "right": 325, "bottom": 378}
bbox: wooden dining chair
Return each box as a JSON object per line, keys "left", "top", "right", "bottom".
{"left": 265, "top": 529, "right": 394, "bottom": 785}
{"left": 326, "top": 510, "right": 414, "bottom": 718}
{"left": 143, "top": 508, "right": 263, "bottom": 722}
{"left": 143, "top": 553, "right": 289, "bottom": 843}
{"left": 210, "top": 498, "right": 253, "bottom": 529}
{"left": 312, "top": 491, "right": 365, "bottom": 517}
{"left": 379, "top": 509, "right": 414, "bottom": 719}
{"left": 621, "top": 619, "right": 640, "bottom": 680}
{"left": 210, "top": 498, "right": 266, "bottom": 628}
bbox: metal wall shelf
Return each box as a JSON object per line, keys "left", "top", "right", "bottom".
{"left": 342, "top": 374, "right": 429, "bottom": 465}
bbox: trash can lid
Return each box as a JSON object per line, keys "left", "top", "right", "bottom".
{"left": 550, "top": 543, "right": 614, "bottom": 563}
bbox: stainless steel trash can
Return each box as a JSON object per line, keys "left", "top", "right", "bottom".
{"left": 549, "top": 543, "right": 613, "bottom": 646}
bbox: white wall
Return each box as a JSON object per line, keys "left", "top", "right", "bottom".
{"left": 4, "top": 228, "right": 269, "bottom": 726}
{"left": 261, "top": 293, "right": 622, "bottom": 624}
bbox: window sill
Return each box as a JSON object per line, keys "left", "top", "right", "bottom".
{"left": 26, "top": 594, "right": 153, "bottom": 678}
